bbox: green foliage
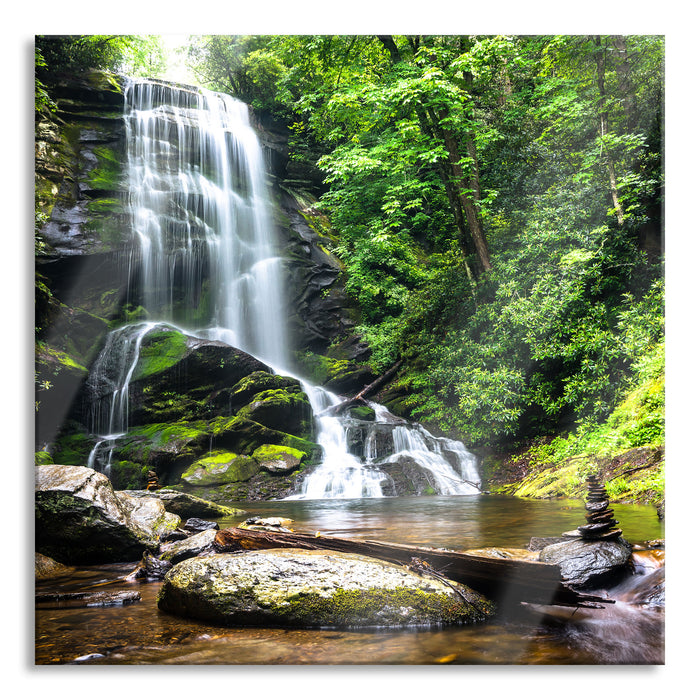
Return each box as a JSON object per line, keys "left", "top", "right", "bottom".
{"left": 41, "top": 34, "right": 663, "bottom": 455}
{"left": 36, "top": 35, "right": 167, "bottom": 78}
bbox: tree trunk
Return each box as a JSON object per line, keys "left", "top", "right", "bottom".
{"left": 594, "top": 36, "right": 625, "bottom": 226}
{"left": 611, "top": 35, "right": 637, "bottom": 130}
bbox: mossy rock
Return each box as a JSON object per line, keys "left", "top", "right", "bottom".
{"left": 293, "top": 350, "right": 374, "bottom": 395}
{"left": 127, "top": 326, "right": 272, "bottom": 424}
{"left": 108, "top": 460, "right": 150, "bottom": 491}
{"left": 131, "top": 327, "right": 189, "bottom": 382}
{"left": 347, "top": 405, "right": 376, "bottom": 421}
{"left": 180, "top": 450, "right": 260, "bottom": 486}
{"left": 214, "top": 371, "right": 302, "bottom": 414}
{"left": 51, "top": 430, "right": 94, "bottom": 467}
{"left": 236, "top": 387, "right": 313, "bottom": 437}
{"left": 253, "top": 444, "right": 306, "bottom": 474}
{"left": 111, "top": 421, "right": 210, "bottom": 476}
{"left": 158, "top": 550, "right": 495, "bottom": 628}
{"left": 211, "top": 416, "right": 322, "bottom": 464}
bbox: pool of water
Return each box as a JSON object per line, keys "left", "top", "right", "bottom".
{"left": 34, "top": 494, "right": 664, "bottom": 665}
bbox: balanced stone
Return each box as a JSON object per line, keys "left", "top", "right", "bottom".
{"left": 576, "top": 474, "right": 621, "bottom": 540}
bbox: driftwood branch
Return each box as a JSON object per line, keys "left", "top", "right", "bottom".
{"left": 214, "top": 527, "right": 612, "bottom": 609}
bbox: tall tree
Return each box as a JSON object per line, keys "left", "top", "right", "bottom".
{"left": 378, "top": 35, "right": 491, "bottom": 275}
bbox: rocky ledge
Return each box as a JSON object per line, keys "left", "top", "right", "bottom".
{"left": 34, "top": 464, "right": 243, "bottom": 564}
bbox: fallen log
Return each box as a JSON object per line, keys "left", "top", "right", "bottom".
{"left": 214, "top": 528, "right": 612, "bottom": 608}
{"left": 322, "top": 360, "right": 402, "bottom": 417}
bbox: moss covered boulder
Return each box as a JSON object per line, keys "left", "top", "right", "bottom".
{"left": 180, "top": 451, "right": 260, "bottom": 486}
{"left": 157, "top": 549, "right": 495, "bottom": 629}
{"left": 123, "top": 325, "right": 272, "bottom": 425}
{"left": 253, "top": 444, "right": 306, "bottom": 474}
{"left": 236, "top": 387, "right": 313, "bottom": 437}
{"left": 293, "top": 350, "right": 374, "bottom": 395}
{"left": 121, "top": 488, "right": 245, "bottom": 519}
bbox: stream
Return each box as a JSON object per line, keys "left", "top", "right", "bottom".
{"left": 35, "top": 494, "right": 664, "bottom": 665}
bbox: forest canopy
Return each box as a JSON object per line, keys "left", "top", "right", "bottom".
{"left": 36, "top": 34, "right": 664, "bottom": 449}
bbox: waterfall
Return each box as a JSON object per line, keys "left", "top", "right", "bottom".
{"left": 85, "top": 321, "right": 159, "bottom": 473}
{"left": 124, "top": 79, "right": 288, "bottom": 367}
{"left": 85, "top": 77, "right": 480, "bottom": 498}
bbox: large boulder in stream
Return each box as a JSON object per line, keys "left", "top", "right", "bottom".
{"left": 157, "top": 549, "right": 495, "bottom": 629}
{"left": 538, "top": 537, "right": 633, "bottom": 589}
{"left": 35, "top": 464, "right": 180, "bottom": 564}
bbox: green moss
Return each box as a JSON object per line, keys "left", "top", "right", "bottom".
{"left": 605, "top": 468, "right": 665, "bottom": 503}
{"left": 35, "top": 341, "right": 87, "bottom": 374}
{"left": 293, "top": 351, "right": 356, "bottom": 387}
{"left": 236, "top": 388, "right": 313, "bottom": 438}
{"left": 253, "top": 444, "right": 306, "bottom": 462}
{"left": 347, "top": 405, "right": 376, "bottom": 421}
{"left": 181, "top": 450, "right": 260, "bottom": 486}
{"left": 88, "top": 144, "right": 123, "bottom": 192}
{"left": 52, "top": 432, "right": 93, "bottom": 466}
{"left": 35, "top": 451, "right": 53, "bottom": 466}
{"left": 512, "top": 459, "right": 590, "bottom": 500}
{"left": 109, "top": 461, "right": 150, "bottom": 490}
{"left": 268, "top": 586, "right": 493, "bottom": 628}
{"left": 132, "top": 329, "right": 188, "bottom": 381}
{"left": 115, "top": 421, "right": 210, "bottom": 466}
{"left": 212, "top": 416, "right": 322, "bottom": 463}
{"left": 228, "top": 371, "right": 300, "bottom": 406}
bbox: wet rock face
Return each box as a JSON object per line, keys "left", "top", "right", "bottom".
{"left": 35, "top": 464, "right": 180, "bottom": 564}
{"left": 75, "top": 323, "right": 321, "bottom": 490}
{"left": 36, "top": 75, "right": 369, "bottom": 464}
{"left": 157, "top": 549, "right": 495, "bottom": 629}
{"left": 36, "top": 73, "right": 129, "bottom": 258}
{"left": 539, "top": 538, "right": 633, "bottom": 589}
{"left": 377, "top": 457, "right": 440, "bottom": 496}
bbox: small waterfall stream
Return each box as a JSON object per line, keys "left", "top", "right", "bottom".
{"left": 86, "top": 77, "right": 480, "bottom": 498}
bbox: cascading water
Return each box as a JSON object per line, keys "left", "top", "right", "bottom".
{"left": 288, "top": 383, "right": 388, "bottom": 499}
{"left": 85, "top": 77, "right": 481, "bottom": 498}
{"left": 123, "top": 79, "right": 288, "bottom": 366}
{"left": 86, "top": 321, "right": 159, "bottom": 473}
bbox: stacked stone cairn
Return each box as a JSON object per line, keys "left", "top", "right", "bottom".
{"left": 577, "top": 474, "right": 622, "bottom": 540}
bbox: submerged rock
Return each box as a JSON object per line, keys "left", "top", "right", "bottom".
{"left": 157, "top": 549, "right": 495, "bottom": 629}
{"left": 538, "top": 537, "right": 633, "bottom": 589}
{"left": 35, "top": 552, "right": 73, "bottom": 580}
{"left": 619, "top": 566, "right": 665, "bottom": 608}
{"left": 35, "top": 464, "right": 179, "bottom": 564}
{"left": 35, "top": 590, "right": 141, "bottom": 608}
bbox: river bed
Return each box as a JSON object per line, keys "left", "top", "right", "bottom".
{"left": 34, "top": 494, "right": 664, "bottom": 665}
